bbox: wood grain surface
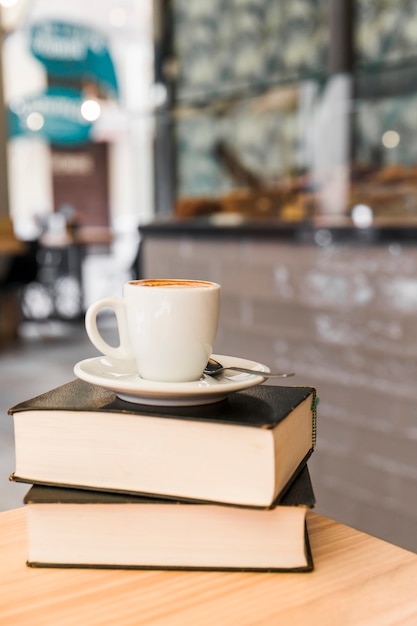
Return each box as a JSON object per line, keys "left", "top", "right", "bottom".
{"left": 0, "top": 509, "right": 416, "bottom": 625}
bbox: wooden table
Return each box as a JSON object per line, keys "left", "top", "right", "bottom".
{"left": 0, "top": 509, "right": 416, "bottom": 625}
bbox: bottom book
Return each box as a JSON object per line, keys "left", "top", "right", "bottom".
{"left": 24, "top": 466, "right": 315, "bottom": 572}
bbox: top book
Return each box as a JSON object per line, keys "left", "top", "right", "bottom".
{"left": 9, "top": 379, "right": 317, "bottom": 508}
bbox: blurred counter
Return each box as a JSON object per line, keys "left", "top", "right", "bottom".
{"left": 139, "top": 214, "right": 417, "bottom": 247}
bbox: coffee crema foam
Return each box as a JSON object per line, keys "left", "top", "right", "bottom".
{"left": 130, "top": 279, "right": 215, "bottom": 288}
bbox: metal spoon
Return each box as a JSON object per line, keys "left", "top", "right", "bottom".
{"left": 204, "top": 357, "right": 295, "bottom": 379}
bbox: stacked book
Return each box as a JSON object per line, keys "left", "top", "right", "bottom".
{"left": 8, "top": 379, "right": 318, "bottom": 572}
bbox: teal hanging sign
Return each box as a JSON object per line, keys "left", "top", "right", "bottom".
{"left": 7, "top": 87, "right": 93, "bottom": 145}
{"left": 30, "top": 21, "right": 119, "bottom": 97}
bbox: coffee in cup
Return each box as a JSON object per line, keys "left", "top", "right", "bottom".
{"left": 85, "top": 279, "right": 220, "bottom": 383}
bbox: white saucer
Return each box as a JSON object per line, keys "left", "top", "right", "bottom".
{"left": 73, "top": 354, "right": 269, "bottom": 406}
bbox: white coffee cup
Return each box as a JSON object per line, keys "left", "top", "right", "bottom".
{"left": 85, "top": 279, "right": 221, "bottom": 383}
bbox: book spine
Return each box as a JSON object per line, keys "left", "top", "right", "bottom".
{"left": 311, "top": 390, "right": 319, "bottom": 450}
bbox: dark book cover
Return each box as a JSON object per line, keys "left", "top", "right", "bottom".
{"left": 24, "top": 464, "right": 315, "bottom": 508}
{"left": 11, "top": 451, "right": 314, "bottom": 509}
{"left": 9, "top": 378, "right": 318, "bottom": 438}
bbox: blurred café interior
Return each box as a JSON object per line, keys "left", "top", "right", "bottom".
{"left": 1, "top": 0, "right": 417, "bottom": 553}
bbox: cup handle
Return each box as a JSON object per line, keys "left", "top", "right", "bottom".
{"left": 85, "top": 297, "right": 133, "bottom": 360}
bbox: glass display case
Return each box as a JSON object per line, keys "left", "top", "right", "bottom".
{"left": 153, "top": 0, "right": 417, "bottom": 228}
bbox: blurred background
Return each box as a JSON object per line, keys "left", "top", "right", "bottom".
{"left": 1, "top": 0, "right": 417, "bottom": 553}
